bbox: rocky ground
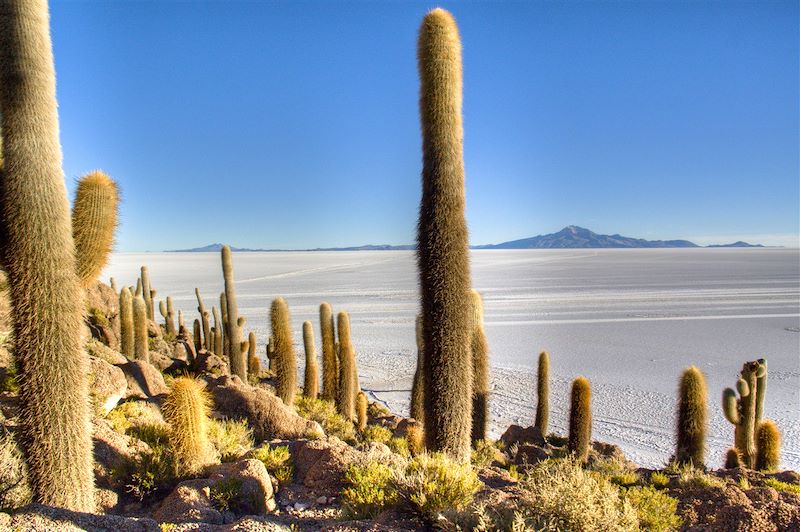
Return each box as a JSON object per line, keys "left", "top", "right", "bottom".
{"left": 0, "top": 281, "right": 798, "bottom": 531}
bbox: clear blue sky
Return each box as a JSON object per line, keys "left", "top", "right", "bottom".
{"left": 51, "top": 1, "right": 798, "bottom": 250}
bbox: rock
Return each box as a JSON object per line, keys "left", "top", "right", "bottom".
{"left": 92, "top": 419, "right": 151, "bottom": 490}
{"left": 147, "top": 320, "right": 162, "bottom": 339}
{"left": 172, "top": 342, "right": 189, "bottom": 361}
{"left": 86, "top": 338, "right": 128, "bottom": 365}
{"left": 85, "top": 281, "right": 121, "bottom": 350}
{"left": 10, "top": 504, "right": 160, "bottom": 531}
{"left": 500, "top": 424, "right": 545, "bottom": 447}
{"left": 120, "top": 360, "right": 168, "bottom": 399}
{"left": 154, "top": 478, "right": 223, "bottom": 525}
{"left": 514, "top": 443, "right": 551, "bottom": 465}
{"left": 293, "top": 502, "right": 310, "bottom": 511}
{"left": 89, "top": 356, "right": 127, "bottom": 416}
{"left": 96, "top": 487, "right": 120, "bottom": 513}
{"left": 208, "top": 376, "right": 320, "bottom": 441}
{"left": 193, "top": 350, "right": 229, "bottom": 376}
{"left": 316, "top": 495, "right": 327, "bottom": 505}
{"left": 207, "top": 459, "right": 277, "bottom": 513}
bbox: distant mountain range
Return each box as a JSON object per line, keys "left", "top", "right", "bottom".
{"left": 167, "top": 226, "right": 764, "bottom": 252}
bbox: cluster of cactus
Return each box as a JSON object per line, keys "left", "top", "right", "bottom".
{"left": 271, "top": 297, "right": 297, "bottom": 405}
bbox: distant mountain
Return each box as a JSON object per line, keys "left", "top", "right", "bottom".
{"left": 474, "top": 226, "right": 699, "bottom": 249}
{"left": 167, "top": 243, "right": 266, "bottom": 252}
{"left": 707, "top": 241, "right": 764, "bottom": 248}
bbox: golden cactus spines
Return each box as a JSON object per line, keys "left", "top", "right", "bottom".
{"left": 337, "top": 312, "right": 357, "bottom": 420}
{"left": 320, "top": 302, "right": 337, "bottom": 401}
{"left": 568, "top": 376, "right": 592, "bottom": 463}
{"left": 470, "top": 289, "right": 489, "bottom": 444}
{"left": 357, "top": 391, "right": 368, "bottom": 432}
{"left": 676, "top": 366, "right": 707, "bottom": 467}
{"left": 119, "top": 287, "right": 134, "bottom": 357}
{"left": 416, "top": 8, "right": 473, "bottom": 463}
{"left": 0, "top": 0, "right": 95, "bottom": 509}
{"left": 165, "top": 296, "right": 176, "bottom": 336}
{"left": 221, "top": 246, "right": 246, "bottom": 380}
{"left": 410, "top": 314, "right": 425, "bottom": 425}
{"left": 303, "top": 320, "right": 319, "bottom": 399}
{"left": 71, "top": 170, "right": 119, "bottom": 287}
{"left": 132, "top": 294, "right": 149, "bottom": 362}
{"left": 755, "top": 420, "right": 780, "bottom": 472}
{"left": 271, "top": 297, "right": 297, "bottom": 405}
{"left": 161, "top": 377, "right": 216, "bottom": 476}
{"left": 535, "top": 351, "right": 550, "bottom": 436}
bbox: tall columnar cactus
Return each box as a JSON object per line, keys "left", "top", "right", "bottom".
{"left": 568, "top": 377, "right": 592, "bottom": 463}
{"left": 535, "top": 351, "right": 550, "bottom": 436}
{"left": 159, "top": 297, "right": 176, "bottom": 336}
{"left": 211, "top": 306, "right": 222, "bottom": 354}
{"left": 337, "top": 312, "right": 357, "bottom": 420}
{"left": 416, "top": 8, "right": 473, "bottom": 462}
{"left": 267, "top": 335, "right": 275, "bottom": 371}
{"left": 410, "top": 314, "right": 425, "bottom": 425}
{"left": 195, "top": 288, "right": 210, "bottom": 350}
{"left": 193, "top": 319, "right": 202, "bottom": 353}
{"left": 271, "top": 297, "right": 297, "bottom": 405}
{"left": 133, "top": 295, "right": 149, "bottom": 362}
{"left": 303, "top": 321, "right": 319, "bottom": 399}
{"left": 135, "top": 278, "right": 142, "bottom": 297}
{"left": 470, "top": 289, "right": 489, "bottom": 443}
{"left": 754, "top": 420, "right": 780, "bottom": 472}
{"left": 247, "top": 331, "right": 260, "bottom": 379}
{"left": 320, "top": 302, "right": 337, "bottom": 401}
{"left": 141, "top": 266, "right": 154, "bottom": 320}
{"left": 71, "top": 170, "right": 119, "bottom": 287}
{"left": 161, "top": 377, "right": 215, "bottom": 476}
{"left": 219, "top": 292, "right": 229, "bottom": 357}
{"left": 0, "top": 1, "right": 96, "bottom": 509}
{"left": 675, "top": 366, "right": 707, "bottom": 467}
{"left": 722, "top": 360, "right": 766, "bottom": 468}
{"left": 221, "top": 246, "right": 247, "bottom": 380}
{"left": 119, "top": 287, "right": 134, "bottom": 357}
{"left": 110, "top": 277, "right": 118, "bottom": 292}
{"left": 337, "top": 310, "right": 360, "bottom": 395}
{"left": 178, "top": 310, "right": 186, "bottom": 335}
{"left": 755, "top": 358, "right": 767, "bottom": 427}
{"left": 357, "top": 392, "right": 368, "bottom": 432}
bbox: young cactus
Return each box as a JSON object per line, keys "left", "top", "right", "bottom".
{"left": 303, "top": 321, "right": 319, "bottom": 399}
{"left": 534, "top": 351, "right": 550, "bottom": 436}
{"left": 724, "top": 448, "right": 741, "bottom": 469}
{"left": 337, "top": 312, "right": 357, "bottom": 420}
{"left": 161, "top": 377, "right": 216, "bottom": 476}
{"left": 219, "top": 292, "right": 229, "bottom": 358}
{"left": 271, "top": 297, "right": 297, "bottom": 405}
{"left": 470, "top": 290, "right": 489, "bottom": 443}
{"left": 357, "top": 391, "right": 368, "bottom": 432}
{"left": 416, "top": 8, "right": 473, "bottom": 463}
{"left": 320, "top": 302, "right": 337, "bottom": 401}
{"left": 755, "top": 420, "right": 780, "bottom": 472}
{"left": 71, "top": 170, "right": 119, "bottom": 287}
{"left": 676, "top": 366, "right": 707, "bottom": 467}
{"left": 568, "top": 377, "right": 592, "bottom": 463}
{"left": 133, "top": 295, "right": 149, "bottom": 362}
{"left": 410, "top": 314, "right": 425, "bottom": 425}
{"left": 221, "top": 246, "right": 247, "bottom": 380}
{"left": 722, "top": 360, "right": 766, "bottom": 468}
{"left": 119, "top": 287, "right": 134, "bottom": 357}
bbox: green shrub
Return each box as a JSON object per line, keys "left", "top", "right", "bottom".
{"left": 341, "top": 462, "right": 397, "bottom": 518}
{"left": 0, "top": 368, "right": 18, "bottom": 393}
{"left": 623, "top": 486, "right": 682, "bottom": 531}
{"left": 387, "top": 437, "right": 410, "bottom": 457}
{"left": 208, "top": 419, "right": 253, "bottom": 462}
{"left": 362, "top": 425, "right": 392, "bottom": 445}
{"left": 650, "top": 471, "right": 670, "bottom": 489}
{"left": 107, "top": 400, "right": 164, "bottom": 435}
{"left": 210, "top": 477, "right": 244, "bottom": 512}
{"left": 125, "top": 445, "right": 174, "bottom": 502}
{"left": 676, "top": 465, "right": 724, "bottom": 489}
{"left": 251, "top": 445, "right": 293, "bottom": 485}
{"left": 295, "top": 396, "right": 356, "bottom": 443}
{"left": 764, "top": 477, "right": 800, "bottom": 495}
{"left": 471, "top": 439, "right": 502, "bottom": 468}
{"left": 610, "top": 471, "right": 641, "bottom": 488}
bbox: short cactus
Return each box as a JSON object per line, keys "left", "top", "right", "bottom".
{"left": 535, "top": 351, "right": 550, "bottom": 436}
{"left": 410, "top": 314, "right": 425, "bottom": 425}
{"left": 161, "top": 377, "right": 216, "bottom": 476}
{"left": 119, "top": 287, "right": 134, "bottom": 357}
{"left": 357, "top": 391, "right": 368, "bottom": 432}
{"left": 470, "top": 290, "right": 489, "bottom": 443}
{"left": 755, "top": 420, "right": 780, "bottom": 472}
{"left": 110, "top": 277, "right": 118, "bottom": 292}
{"left": 247, "top": 331, "right": 260, "bottom": 378}
{"left": 302, "top": 321, "right": 319, "bottom": 399}
{"left": 568, "top": 376, "right": 592, "bottom": 463}
{"left": 676, "top": 366, "right": 707, "bottom": 467}
{"left": 724, "top": 448, "right": 741, "bottom": 469}
{"left": 337, "top": 312, "right": 357, "bottom": 420}
{"left": 320, "top": 302, "right": 337, "bottom": 401}
{"left": 133, "top": 295, "right": 149, "bottom": 362}
{"left": 221, "top": 246, "right": 246, "bottom": 380}
{"left": 722, "top": 360, "right": 766, "bottom": 468}
{"left": 71, "top": 170, "right": 119, "bottom": 287}
{"left": 271, "top": 297, "right": 297, "bottom": 405}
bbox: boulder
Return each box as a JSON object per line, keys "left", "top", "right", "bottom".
{"left": 193, "top": 350, "right": 229, "bottom": 376}
{"left": 92, "top": 419, "right": 151, "bottom": 490}
{"left": 514, "top": 443, "right": 551, "bottom": 466}
{"left": 147, "top": 320, "right": 162, "bottom": 339}
{"left": 154, "top": 479, "right": 223, "bottom": 525}
{"left": 10, "top": 504, "right": 159, "bottom": 531}
{"left": 500, "top": 424, "right": 545, "bottom": 447}
{"left": 120, "top": 360, "right": 168, "bottom": 399}
{"left": 207, "top": 459, "right": 277, "bottom": 513}
{"left": 89, "top": 356, "right": 127, "bottom": 416}
{"left": 86, "top": 338, "right": 128, "bottom": 365}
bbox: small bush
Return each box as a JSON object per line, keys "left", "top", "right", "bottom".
{"left": 0, "top": 368, "right": 18, "bottom": 393}
{"left": 368, "top": 401, "right": 392, "bottom": 418}
{"left": 208, "top": 419, "right": 254, "bottom": 462}
{"left": 128, "top": 422, "right": 170, "bottom": 448}
{"left": 764, "top": 477, "right": 800, "bottom": 495}
{"left": 295, "top": 396, "right": 356, "bottom": 443}
{"left": 387, "top": 437, "right": 410, "bottom": 457}
{"left": 362, "top": 424, "right": 392, "bottom": 445}
{"left": 623, "top": 486, "right": 682, "bottom": 531}
{"left": 341, "top": 462, "right": 397, "bottom": 519}
{"left": 210, "top": 477, "right": 244, "bottom": 512}
{"left": 0, "top": 430, "right": 31, "bottom": 511}
{"left": 676, "top": 465, "right": 724, "bottom": 489}
{"left": 471, "top": 439, "right": 502, "bottom": 468}
{"left": 610, "top": 471, "right": 641, "bottom": 488}
{"left": 107, "top": 400, "right": 165, "bottom": 435}
{"left": 650, "top": 471, "right": 670, "bottom": 489}
{"left": 125, "top": 445, "right": 174, "bottom": 502}
{"left": 251, "top": 445, "right": 293, "bottom": 485}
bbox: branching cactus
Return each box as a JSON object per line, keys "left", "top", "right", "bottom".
{"left": 0, "top": 3, "right": 99, "bottom": 506}
{"left": 221, "top": 246, "right": 247, "bottom": 380}
{"left": 141, "top": 266, "right": 154, "bottom": 320}
{"left": 271, "top": 297, "right": 297, "bottom": 405}
{"left": 357, "top": 392, "right": 368, "bottom": 432}
{"left": 416, "top": 8, "right": 473, "bottom": 462}
{"left": 133, "top": 294, "right": 149, "bottom": 362}
{"left": 320, "top": 302, "right": 337, "bottom": 401}
{"left": 119, "top": 287, "right": 134, "bottom": 357}
{"left": 568, "top": 376, "right": 592, "bottom": 463}
{"left": 337, "top": 312, "right": 357, "bottom": 420}
{"left": 755, "top": 420, "right": 780, "bottom": 472}
{"left": 410, "top": 314, "right": 425, "bottom": 425}
{"left": 722, "top": 360, "right": 766, "bottom": 468}
{"left": 71, "top": 170, "right": 119, "bottom": 287}
{"left": 195, "top": 288, "right": 210, "bottom": 350}
{"left": 162, "top": 377, "right": 216, "bottom": 476}
{"left": 676, "top": 366, "right": 707, "bottom": 467}
{"left": 535, "top": 351, "right": 550, "bottom": 436}
{"left": 470, "top": 289, "right": 489, "bottom": 443}
{"left": 303, "top": 320, "right": 319, "bottom": 399}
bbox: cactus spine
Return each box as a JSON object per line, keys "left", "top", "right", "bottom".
{"left": 410, "top": 314, "right": 425, "bottom": 425}
{"left": 119, "top": 287, "right": 134, "bottom": 357}
{"left": 71, "top": 170, "right": 119, "bottom": 286}
{"left": 568, "top": 376, "right": 592, "bottom": 463}
{"left": 357, "top": 391, "right": 368, "bottom": 432}
{"left": 161, "top": 377, "right": 215, "bottom": 476}
{"left": 195, "top": 288, "right": 210, "bottom": 350}
{"left": 303, "top": 321, "right": 319, "bottom": 399}
{"left": 221, "top": 246, "right": 246, "bottom": 380}
{"left": 0, "top": 0, "right": 96, "bottom": 508}
{"left": 320, "top": 302, "right": 337, "bottom": 401}
{"left": 535, "top": 351, "right": 550, "bottom": 436}
{"left": 416, "top": 8, "right": 473, "bottom": 462}
{"left": 141, "top": 266, "right": 154, "bottom": 320}
{"left": 754, "top": 420, "right": 780, "bottom": 472}
{"left": 271, "top": 297, "right": 297, "bottom": 405}
{"left": 133, "top": 295, "right": 149, "bottom": 362}
{"left": 470, "top": 289, "right": 489, "bottom": 443}
{"left": 676, "top": 366, "right": 707, "bottom": 467}
{"left": 722, "top": 360, "right": 765, "bottom": 468}
{"left": 337, "top": 312, "right": 357, "bottom": 420}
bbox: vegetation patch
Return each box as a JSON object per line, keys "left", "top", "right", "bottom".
{"left": 623, "top": 485, "right": 682, "bottom": 531}
{"left": 251, "top": 445, "right": 293, "bottom": 485}
{"left": 764, "top": 477, "right": 800, "bottom": 495}
{"left": 208, "top": 419, "right": 254, "bottom": 463}
{"left": 209, "top": 477, "right": 244, "bottom": 512}
{"left": 361, "top": 424, "right": 392, "bottom": 445}
{"left": 341, "top": 461, "right": 397, "bottom": 518}
{"left": 295, "top": 396, "right": 356, "bottom": 443}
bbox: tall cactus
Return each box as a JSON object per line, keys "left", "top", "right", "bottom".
{"left": 133, "top": 295, "right": 149, "bottom": 362}
{"left": 161, "top": 377, "right": 215, "bottom": 476}
{"left": 303, "top": 321, "right": 319, "bottom": 399}
{"left": 337, "top": 312, "right": 357, "bottom": 420}
{"left": 211, "top": 306, "right": 222, "bottom": 355}
{"left": 195, "top": 288, "right": 210, "bottom": 350}
{"left": 535, "top": 351, "right": 550, "bottom": 436}
{"left": 159, "top": 297, "right": 176, "bottom": 336}
{"left": 357, "top": 391, "right": 368, "bottom": 432}
{"left": 410, "top": 314, "right": 425, "bottom": 425}
{"left": 320, "top": 302, "right": 337, "bottom": 401}
{"left": 755, "top": 420, "right": 780, "bottom": 472}
{"left": 337, "top": 310, "right": 360, "bottom": 395}
{"left": 71, "top": 170, "right": 119, "bottom": 287}
{"left": 247, "top": 331, "right": 260, "bottom": 379}
{"left": 219, "top": 292, "right": 229, "bottom": 358}
{"left": 0, "top": 0, "right": 96, "bottom": 508}
{"left": 416, "top": 8, "right": 473, "bottom": 462}
{"left": 193, "top": 319, "right": 202, "bottom": 353}
{"left": 470, "top": 289, "right": 489, "bottom": 443}
{"left": 675, "top": 366, "right": 707, "bottom": 467}
{"left": 754, "top": 358, "right": 767, "bottom": 427}
{"left": 722, "top": 360, "right": 765, "bottom": 468}
{"left": 271, "top": 297, "right": 297, "bottom": 405}
{"left": 119, "top": 287, "right": 134, "bottom": 357}
{"left": 568, "top": 376, "right": 592, "bottom": 463}
{"left": 221, "top": 246, "right": 246, "bottom": 380}
{"left": 141, "top": 266, "right": 154, "bottom": 320}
